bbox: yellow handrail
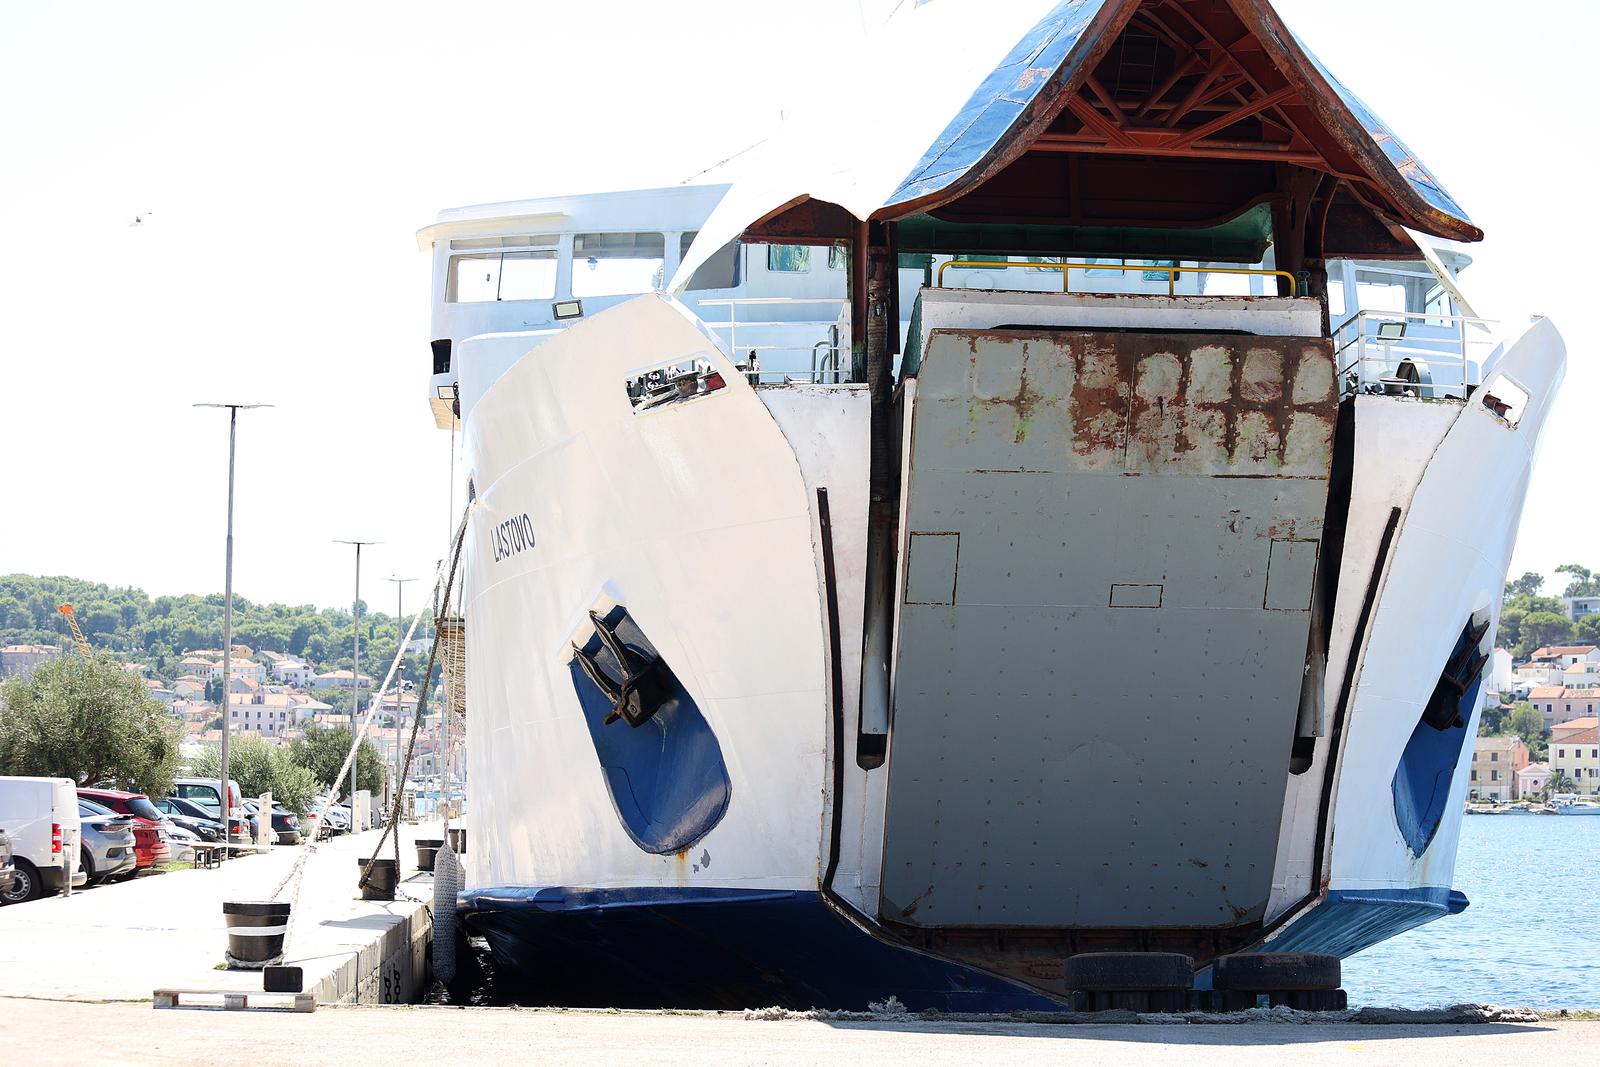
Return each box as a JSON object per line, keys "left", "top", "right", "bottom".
{"left": 934, "top": 259, "right": 1298, "bottom": 297}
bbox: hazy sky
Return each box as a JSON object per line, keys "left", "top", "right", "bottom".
{"left": 1, "top": 1, "right": 1593, "bottom": 610}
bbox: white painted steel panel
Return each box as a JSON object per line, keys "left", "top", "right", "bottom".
{"left": 462, "top": 293, "right": 829, "bottom": 894}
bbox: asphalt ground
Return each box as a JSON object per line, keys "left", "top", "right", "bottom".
{"left": 0, "top": 823, "right": 436, "bottom": 1001}
{"left": 5, "top": 998, "right": 1592, "bottom": 1067}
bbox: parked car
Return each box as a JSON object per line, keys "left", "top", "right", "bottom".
{"left": 150, "top": 797, "right": 226, "bottom": 843}
{"left": 314, "top": 803, "right": 350, "bottom": 839}
{"left": 0, "top": 830, "right": 15, "bottom": 898}
{"left": 76, "top": 799, "right": 139, "bottom": 886}
{"left": 242, "top": 800, "right": 303, "bottom": 845}
{"left": 76, "top": 789, "right": 172, "bottom": 873}
{"left": 162, "top": 824, "right": 199, "bottom": 865}
{"left": 0, "top": 777, "right": 85, "bottom": 903}
{"left": 170, "top": 778, "right": 256, "bottom": 842}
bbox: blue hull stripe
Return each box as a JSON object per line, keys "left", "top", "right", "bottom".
{"left": 460, "top": 884, "right": 1469, "bottom": 1009}
{"left": 1265, "top": 887, "right": 1469, "bottom": 959}
{"left": 460, "top": 886, "right": 1066, "bottom": 1012}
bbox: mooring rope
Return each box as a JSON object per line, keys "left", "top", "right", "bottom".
{"left": 267, "top": 506, "right": 469, "bottom": 954}
{"left": 357, "top": 512, "right": 468, "bottom": 893}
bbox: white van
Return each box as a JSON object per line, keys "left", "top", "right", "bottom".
{"left": 0, "top": 777, "right": 84, "bottom": 903}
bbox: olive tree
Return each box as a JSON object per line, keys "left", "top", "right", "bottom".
{"left": 189, "top": 736, "right": 319, "bottom": 812}
{"left": 0, "top": 655, "right": 180, "bottom": 795}
{"left": 291, "top": 725, "right": 388, "bottom": 799}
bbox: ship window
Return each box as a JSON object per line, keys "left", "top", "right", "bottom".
{"left": 572, "top": 231, "right": 665, "bottom": 297}
{"left": 1328, "top": 281, "right": 1347, "bottom": 320}
{"left": 1138, "top": 259, "right": 1179, "bottom": 283}
{"left": 448, "top": 253, "right": 500, "bottom": 302}
{"left": 449, "top": 234, "right": 558, "bottom": 250}
{"left": 498, "top": 251, "right": 558, "bottom": 301}
{"left": 767, "top": 245, "right": 811, "bottom": 272}
{"left": 681, "top": 232, "right": 742, "bottom": 291}
{"left": 828, "top": 245, "right": 847, "bottom": 270}
{"left": 447, "top": 249, "right": 557, "bottom": 302}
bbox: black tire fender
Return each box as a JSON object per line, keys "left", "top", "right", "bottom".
{"left": 1212, "top": 952, "right": 1341, "bottom": 991}
{"left": 1064, "top": 952, "right": 1194, "bottom": 991}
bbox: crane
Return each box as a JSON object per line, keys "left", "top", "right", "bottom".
{"left": 57, "top": 604, "right": 93, "bottom": 658}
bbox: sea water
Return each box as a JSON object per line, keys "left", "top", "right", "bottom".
{"left": 1342, "top": 813, "right": 1600, "bottom": 1009}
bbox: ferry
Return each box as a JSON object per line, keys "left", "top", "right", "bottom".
{"left": 423, "top": 0, "right": 1565, "bottom": 1010}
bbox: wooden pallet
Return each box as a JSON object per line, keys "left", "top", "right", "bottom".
{"left": 153, "top": 988, "right": 315, "bottom": 1012}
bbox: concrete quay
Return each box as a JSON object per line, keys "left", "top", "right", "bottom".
{"left": 2, "top": 1000, "right": 1595, "bottom": 1067}
{"left": 0, "top": 822, "right": 439, "bottom": 1006}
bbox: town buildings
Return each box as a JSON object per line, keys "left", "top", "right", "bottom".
{"left": 0, "top": 643, "right": 61, "bottom": 679}
{"left": 1517, "top": 761, "right": 1552, "bottom": 798}
{"left": 1527, "top": 686, "right": 1600, "bottom": 730}
{"left": 1527, "top": 645, "right": 1600, "bottom": 669}
{"left": 1470, "top": 736, "right": 1530, "bottom": 802}
{"left": 313, "top": 669, "right": 374, "bottom": 690}
{"left": 270, "top": 656, "right": 317, "bottom": 687}
{"left": 1550, "top": 717, "right": 1600, "bottom": 796}
{"left": 1562, "top": 595, "right": 1600, "bottom": 623}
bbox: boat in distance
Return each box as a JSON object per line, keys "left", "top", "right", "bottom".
{"left": 423, "top": 0, "right": 1565, "bottom": 1010}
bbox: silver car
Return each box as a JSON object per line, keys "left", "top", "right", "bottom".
{"left": 77, "top": 799, "right": 138, "bottom": 886}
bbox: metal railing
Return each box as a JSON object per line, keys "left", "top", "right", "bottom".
{"left": 1333, "top": 309, "right": 1499, "bottom": 400}
{"left": 935, "top": 260, "right": 1299, "bottom": 296}
{"left": 695, "top": 297, "right": 848, "bottom": 384}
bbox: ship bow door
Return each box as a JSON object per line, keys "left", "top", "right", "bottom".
{"left": 881, "top": 327, "right": 1336, "bottom": 939}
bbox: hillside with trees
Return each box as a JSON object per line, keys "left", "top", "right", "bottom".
{"left": 0, "top": 573, "right": 439, "bottom": 688}
{"left": 1497, "top": 564, "right": 1600, "bottom": 659}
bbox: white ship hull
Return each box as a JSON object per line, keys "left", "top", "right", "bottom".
{"left": 425, "top": 0, "right": 1566, "bottom": 1011}
{"left": 454, "top": 292, "right": 1562, "bottom": 1008}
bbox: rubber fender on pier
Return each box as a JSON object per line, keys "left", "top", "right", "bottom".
{"left": 1063, "top": 952, "right": 1194, "bottom": 991}
{"left": 1212, "top": 951, "right": 1341, "bottom": 991}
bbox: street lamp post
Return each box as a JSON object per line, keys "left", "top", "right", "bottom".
{"left": 335, "top": 540, "right": 379, "bottom": 813}
{"left": 195, "top": 402, "right": 270, "bottom": 844}
{"left": 386, "top": 575, "right": 415, "bottom": 815}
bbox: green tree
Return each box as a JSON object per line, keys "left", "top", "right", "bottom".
{"left": 1496, "top": 606, "right": 1525, "bottom": 655}
{"left": 1505, "top": 572, "right": 1545, "bottom": 598}
{"left": 1577, "top": 614, "right": 1600, "bottom": 646}
{"left": 311, "top": 687, "right": 354, "bottom": 716}
{"left": 190, "top": 737, "right": 319, "bottom": 812}
{"left": 1521, "top": 611, "right": 1575, "bottom": 653}
{"left": 1507, "top": 702, "right": 1547, "bottom": 759}
{"left": 1557, "top": 564, "right": 1600, "bottom": 598}
{"left": 291, "top": 725, "right": 388, "bottom": 799}
{"left": 1477, "top": 703, "right": 1509, "bottom": 736}
{"left": 0, "top": 655, "right": 180, "bottom": 795}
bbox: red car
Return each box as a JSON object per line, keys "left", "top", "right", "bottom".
{"left": 78, "top": 789, "right": 172, "bottom": 871}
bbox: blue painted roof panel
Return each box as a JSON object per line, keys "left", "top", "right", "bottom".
{"left": 889, "top": 0, "right": 1110, "bottom": 208}
{"left": 1295, "top": 34, "right": 1472, "bottom": 225}
{"left": 881, "top": 0, "right": 1472, "bottom": 232}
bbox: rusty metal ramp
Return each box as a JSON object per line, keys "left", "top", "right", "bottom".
{"left": 881, "top": 327, "right": 1336, "bottom": 931}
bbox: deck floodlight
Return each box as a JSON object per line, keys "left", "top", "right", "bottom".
{"left": 553, "top": 299, "right": 583, "bottom": 321}
{"left": 1377, "top": 320, "right": 1407, "bottom": 341}
{"left": 436, "top": 384, "right": 457, "bottom": 401}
